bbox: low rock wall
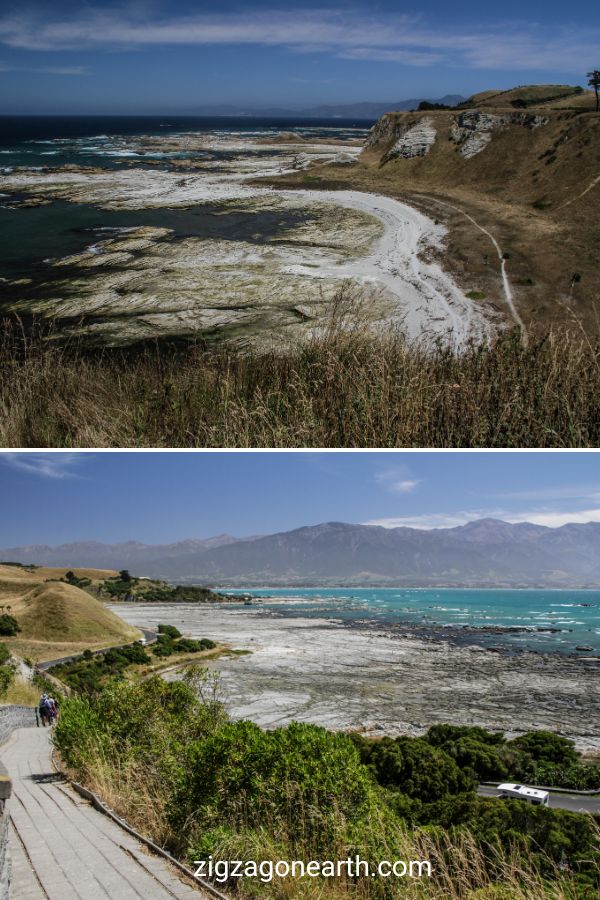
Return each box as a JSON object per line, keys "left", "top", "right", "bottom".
{"left": 0, "top": 706, "right": 38, "bottom": 747}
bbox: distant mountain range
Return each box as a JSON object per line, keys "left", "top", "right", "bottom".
{"left": 3, "top": 519, "right": 600, "bottom": 587}
{"left": 190, "top": 96, "right": 466, "bottom": 121}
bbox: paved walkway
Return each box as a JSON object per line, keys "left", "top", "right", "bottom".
{"left": 1, "top": 727, "right": 208, "bottom": 900}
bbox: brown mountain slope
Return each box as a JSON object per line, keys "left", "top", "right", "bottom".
{"left": 12, "top": 582, "right": 140, "bottom": 644}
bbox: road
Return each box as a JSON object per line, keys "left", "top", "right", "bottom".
{"left": 37, "top": 629, "right": 157, "bottom": 672}
{"left": 2, "top": 726, "right": 208, "bottom": 900}
{"left": 477, "top": 784, "right": 600, "bottom": 814}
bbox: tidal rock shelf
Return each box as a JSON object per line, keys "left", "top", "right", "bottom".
{"left": 110, "top": 602, "right": 600, "bottom": 752}
{"left": 1, "top": 132, "right": 495, "bottom": 348}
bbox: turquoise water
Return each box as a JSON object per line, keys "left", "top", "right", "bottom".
{"left": 222, "top": 588, "right": 600, "bottom": 655}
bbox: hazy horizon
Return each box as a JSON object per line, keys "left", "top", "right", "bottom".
{"left": 0, "top": 1, "right": 595, "bottom": 114}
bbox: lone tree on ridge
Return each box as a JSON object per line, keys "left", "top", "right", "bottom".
{"left": 587, "top": 70, "right": 600, "bottom": 111}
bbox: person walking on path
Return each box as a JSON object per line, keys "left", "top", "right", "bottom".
{"left": 38, "top": 693, "right": 52, "bottom": 727}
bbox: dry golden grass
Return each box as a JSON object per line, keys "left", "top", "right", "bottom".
{"left": 12, "top": 582, "right": 141, "bottom": 643}
{"left": 0, "top": 564, "right": 117, "bottom": 585}
{"left": 2, "top": 318, "right": 600, "bottom": 447}
{"left": 4, "top": 638, "right": 134, "bottom": 664}
{"left": 0, "top": 564, "right": 141, "bottom": 662}
{"left": 2, "top": 677, "right": 41, "bottom": 707}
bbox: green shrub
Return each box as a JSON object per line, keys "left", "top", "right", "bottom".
{"left": 198, "top": 638, "right": 216, "bottom": 650}
{"left": 0, "top": 665, "right": 13, "bottom": 696}
{"left": 158, "top": 624, "right": 182, "bottom": 639}
{"left": 0, "top": 615, "right": 20, "bottom": 636}
{"left": 174, "top": 638, "right": 202, "bottom": 653}
{"left": 358, "top": 735, "right": 476, "bottom": 801}
{"left": 512, "top": 730, "right": 579, "bottom": 765}
{"left": 175, "top": 720, "right": 379, "bottom": 858}
{"left": 0, "top": 644, "right": 11, "bottom": 665}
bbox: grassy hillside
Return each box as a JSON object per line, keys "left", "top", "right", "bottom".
{"left": 282, "top": 97, "right": 600, "bottom": 338}
{"left": 464, "top": 84, "right": 594, "bottom": 109}
{"left": 0, "top": 565, "right": 141, "bottom": 662}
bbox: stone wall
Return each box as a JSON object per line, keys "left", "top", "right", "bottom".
{"left": 0, "top": 706, "right": 37, "bottom": 747}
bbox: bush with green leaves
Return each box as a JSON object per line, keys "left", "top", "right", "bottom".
{"left": 0, "top": 644, "right": 10, "bottom": 666}
{"left": 54, "top": 674, "right": 227, "bottom": 784}
{"left": 511, "top": 730, "right": 579, "bottom": 766}
{"left": 0, "top": 614, "right": 20, "bottom": 636}
{"left": 352, "top": 734, "right": 476, "bottom": 801}
{"left": 158, "top": 624, "right": 182, "bottom": 639}
{"left": 419, "top": 793, "right": 600, "bottom": 885}
{"left": 422, "top": 724, "right": 600, "bottom": 790}
{"left": 0, "top": 665, "right": 13, "bottom": 696}
{"left": 152, "top": 635, "right": 216, "bottom": 658}
{"left": 52, "top": 642, "right": 151, "bottom": 693}
{"left": 174, "top": 720, "right": 381, "bottom": 860}
{"left": 64, "top": 571, "right": 91, "bottom": 588}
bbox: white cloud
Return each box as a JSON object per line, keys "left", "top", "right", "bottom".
{"left": 375, "top": 468, "right": 421, "bottom": 494}
{"left": 1, "top": 453, "right": 87, "bottom": 479}
{"left": 367, "top": 513, "right": 474, "bottom": 529}
{"left": 392, "top": 479, "right": 421, "bottom": 494}
{"left": 365, "top": 506, "right": 600, "bottom": 530}
{"left": 0, "top": 8, "right": 596, "bottom": 73}
{"left": 0, "top": 63, "right": 87, "bottom": 74}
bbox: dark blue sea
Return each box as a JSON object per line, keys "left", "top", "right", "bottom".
{"left": 0, "top": 114, "right": 371, "bottom": 168}
{"left": 0, "top": 115, "right": 370, "bottom": 290}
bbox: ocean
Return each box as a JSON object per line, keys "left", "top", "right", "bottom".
{"left": 0, "top": 114, "right": 370, "bottom": 168}
{"left": 0, "top": 114, "right": 370, "bottom": 290}
{"left": 222, "top": 587, "right": 600, "bottom": 655}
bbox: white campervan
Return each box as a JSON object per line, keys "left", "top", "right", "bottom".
{"left": 497, "top": 784, "right": 550, "bottom": 806}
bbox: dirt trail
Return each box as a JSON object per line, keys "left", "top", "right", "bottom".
{"left": 424, "top": 196, "right": 527, "bottom": 343}
{"left": 559, "top": 173, "right": 600, "bottom": 208}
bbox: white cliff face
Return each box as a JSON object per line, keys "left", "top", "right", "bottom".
{"left": 385, "top": 117, "right": 437, "bottom": 160}
{"left": 451, "top": 110, "right": 549, "bottom": 158}
{"left": 367, "top": 109, "right": 549, "bottom": 162}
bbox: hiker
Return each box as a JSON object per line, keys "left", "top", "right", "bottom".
{"left": 48, "top": 697, "right": 59, "bottom": 723}
{"left": 38, "top": 693, "right": 52, "bottom": 727}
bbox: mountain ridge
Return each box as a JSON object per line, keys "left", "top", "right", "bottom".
{"left": 189, "top": 95, "right": 466, "bottom": 120}
{"left": 3, "top": 518, "right": 600, "bottom": 587}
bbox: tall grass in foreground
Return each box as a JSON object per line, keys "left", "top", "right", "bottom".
{"left": 2, "top": 318, "right": 600, "bottom": 446}
{"left": 65, "top": 746, "right": 590, "bottom": 900}
{"left": 54, "top": 679, "right": 599, "bottom": 900}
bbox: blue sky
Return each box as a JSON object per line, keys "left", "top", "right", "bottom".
{"left": 0, "top": 1, "right": 597, "bottom": 113}
{"left": 1, "top": 452, "right": 600, "bottom": 546}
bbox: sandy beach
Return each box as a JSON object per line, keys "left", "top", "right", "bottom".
{"left": 110, "top": 602, "right": 600, "bottom": 753}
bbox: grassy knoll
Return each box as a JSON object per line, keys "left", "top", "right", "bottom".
{"left": 2, "top": 321, "right": 600, "bottom": 447}
{"left": 54, "top": 677, "right": 600, "bottom": 899}
{"left": 0, "top": 564, "right": 141, "bottom": 663}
